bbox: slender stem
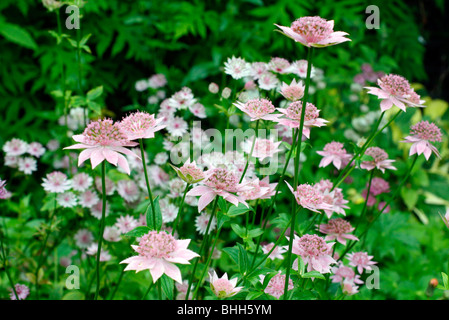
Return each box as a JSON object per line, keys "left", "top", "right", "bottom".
{"left": 172, "top": 183, "right": 190, "bottom": 236}
{"left": 141, "top": 281, "right": 154, "bottom": 300}
{"left": 139, "top": 139, "right": 157, "bottom": 230}
{"left": 108, "top": 267, "right": 125, "bottom": 300}
{"left": 0, "top": 233, "right": 18, "bottom": 300}
{"left": 185, "top": 197, "right": 219, "bottom": 300}
{"left": 354, "top": 170, "right": 375, "bottom": 232}
{"left": 239, "top": 119, "right": 260, "bottom": 183}
{"left": 284, "top": 46, "right": 313, "bottom": 300}
{"left": 94, "top": 161, "right": 107, "bottom": 300}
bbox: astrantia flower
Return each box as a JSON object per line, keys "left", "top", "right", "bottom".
{"left": 285, "top": 181, "right": 333, "bottom": 213}
{"left": 115, "top": 214, "right": 139, "bottom": 234}
{"left": 117, "top": 179, "right": 140, "bottom": 203}
{"left": 119, "top": 111, "right": 166, "bottom": 141}
{"left": 165, "top": 116, "right": 188, "bottom": 137}
{"left": 276, "top": 101, "right": 328, "bottom": 138}
{"left": 360, "top": 147, "right": 397, "bottom": 173}
{"left": 262, "top": 242, "right": 286, "bottom": 260}
{"left": 279, "top": 79, "right": 305, "bottom": 101}
{"left": 103, "top": 226, "right": 122, "bottom": 242}
{"left": 90, "top": 200, "right": 110, "bottom": 219}
{"left": 369, "top": 177, "right": 390, "bottom": 196}
{"left": 258, "top": 72, "right": 280, "bottom": 91}
{"left": 0, "top": 179, "right": 11, "bottom": 199}
{"left": 331, "top": 262, "right": 363, "bottom": 285}
{"left": 95, "top": 176, "right": 116, "bottom": 195}
{"left": 365, "top": 74, "right": 425, "bottom": 111}
{"left": 260, "top": 272, "right": 294, "bottom": 299}
{"left": 241, "top": 137, "right": 282, "bottom": 161}
{"left": 187, "top": 167, "right": 249, "bottom": 212}
{"left": 268, "top": 57, "right": 291, "bottom": 74}
{"left": 120, "top": 230, "right": 199, "bottom": 283}
{"left": 57, "top": 191, "right": 77, "bottom": 208}
{"left": 224, "top": 56, "right": 251, "bottom": 79}
{"left": 209, "top": 271, "right": 243, "bottom": 299}
{"left": 161, "top": 202, "right": 178, "bottom": 223}
{"left": 237, "top": 177, "right": 271, "bottom": 201}
{"left": 2, "top": 138, "right": 28, "bottom": 156}
{"left": 170, "top": 159, "right": 206, "bottom": 184}
{"left": 42, "top": 171, "right": 72, "bottom": 193}
{"left": 315, "top": 179, "right": 349, "bottom": 218}
{"left": 275, "top": 16, "right": 350, "bottom": 48}
{"left": 64, "top": 119, "right": 139, "bottom": 175}
{"left": 135, "top": 79, "right": 149, "bottom": 92}
{"left": 71, "top": 172, "right": 93, "bottom": 192}
{"left": 18, "top": 157, "right": 37, "bottom": 175}
{"left": 168, "top": 87, "right": 196, "bottom": 110}
{"left": 86, "top": 243, "right": 112, "bottom": 262}
{"left": 318, "top": 218, "right": 359, "bottom": 245}
{"left": 347, "top": 251, "right": 377, "bottom": 274}
{"left": 27, "top": 142, "right": 46, "bottom": 158}
{"left": 286, "top": 60, "right": 316, "bottom": 78}
{"left": 290, "top": 233, "right": 336, "bottom": 273}
{"left": 148, "top": 73, "right": 167, "bottom": 89}
{"left": 74, "top": 229, "right": 93, "bottom": 249}
{"left": 233, "top": 98, "right": 280, "bottom": 122}
{"left": 79, "top": 190, "right": 100, "bottom": 208}
{"left": 249, "top": 62, "right": 268, "bottom": 80}
{"left": 316, "top": 141, "right": 352, "bottom": 170}
{"left": 9, "top": 284, "right": 30, "bottom": 300}
{"left": 401, "top": 120, "right": 442, "bottom": 160}
{"left": 195, "top": 211, "right": 217, "bottom": 235}
{"left": 189, "top": 103, "right": 207, "bottom": 119}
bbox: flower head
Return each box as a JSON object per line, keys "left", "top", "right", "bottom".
{"left": 209, "top": 271, "right": 243, "bottom": 298}
{"left": 241, "top": 137, "right": 282, "bottom": 161}
{"left": 318, "top": 218, "right": 359, "bottom": 245}
{"left": 120, "top": 230, "right": 199, "bottom": 283}
{"left": 71, "top": 172, "right": 93, "bottom": 192}
{"left": 360, "top": 147, "right": 396, "bottom": 173}
{"left": 275, "top": 16, "right": 350, "bottom": 48}
{"left": 170, "top": 159, "right": 206, "bottom": 184}
{"left": 233, "top": 98, "right": 280, "bottom": 122}
{"left": 279, "top": 79, "right": 305, "bottom": 101}
{"left": 316, "top": 141, "right": 352, "bottom": 170}
{"left": 268, "top": 57, "right": 291, "bottom": 74}
{"left": 64, "top": 119, "right": 139, "bottom": 175}
{"left": 224, "top": 56, "right": 251, "bottom": 79}
{"left": 290, "top": 234, "right": 336, "bottom": 274}
{"left": 260, "top": 272, "right": 294, "bottom": 299}
{"left": 347, "top": 251, "right": 377, "bottom": 274}
{"left": 401, "top": 121, "right": 442, "bottom": 160}
{"left": 42, "top": 171, "right": 72, "bottom": 193}
{"left": 120, "top": 111, "right": 166, "bottom": 140}
{"left": 10, "top": 284, "right": 30, "bottom": 300}
{"left": 285, "top": 181, "right": 333, "bottom": 213}
{"left": 3, "top": 138, "right": 28, "bottom": 156}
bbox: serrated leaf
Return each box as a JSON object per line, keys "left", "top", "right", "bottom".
{"left": 237, "top": 243, "right": 249, "bottom": 275}
{"left": 87, "top": 100, "right": 102, "bottom": 115}
{"left": 227, "top": 203, "right": 251, "bottom": 217}
{"left": 87, "top": 86, "right": 103, "bottom": 101}
{"left": 246, "top": 291, "right": 263, "bottom": 300}
{"left": 160, "top": 274, "right": 174, "bottom": 300}
{"left": 0, "top": 22, "right": 37, "bottom": 50}
{"left": 62, "top": 290, "right": 85, "bottom": 300}
{"left": 442, "top": 272, "right": 449, "bottom": 290}
{"left": 302, "top": 271, "right": 326, "bottom": 280}
{"left": 146, "top": 196, "right": 162, "bottom": 231}
{"left": 125, "top": 226, "right": 151, "bottom": 238}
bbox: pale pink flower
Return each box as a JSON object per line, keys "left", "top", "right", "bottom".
{"left": 74, "top": 229, "right": 94, "bottom": 249}
{"left": 170, "top": 158, "right": 206, "bottom": 184}
{"left": 342, "top": 280, "right": 360, "bottom": 295}
{"left": 161, "top": 202, "right": 178, "bottom": 223}
{"left": 221, "top": 87, "right": 232, "bottom": 99}
{"left": 117, "top": 179, "right": 140, "bottom": 203}
{"left": 167, "top": 178, "right": 187, "bottom": 198}
{"left": 103, "top": 226, "right": 122, "bottom": 242}
{"left": 57, "top": 191, "right": 77, "bottom": 208}
{"left": 237, "top": 177, "right": 271, "bottom": 201}
{"left": 195, "top": 211, "right": 217, "bottom": 235}
{"left": 115, "top": 214, "right": 139, "bottom": 234}
{"left": 258, "top": 176, "right": 278, "bottom": 199}
{"left": 262, "top": 242, "right": 286, "bottom": 260}
{"left": 41, "top": 171, "right": 72, "bottom": 193}
{"left": 241, "top": 137, "right": 282, "bottom": 161}
{"left": 209, "top": 271, "right": 243, "bottom": 298}
{"left": 2, "top": 138, "right": 28, "bottom": 156}
{"left": 90, "top": 200, "right": 110, "bottom": 219}
{"left": 86, "top": 243, "right": 112, "bottom": 262}
{"left": 315, "top": 179, "right": 349, "bottom": 218}
{"left": 275, "top": 16, "right": 350, "bottom": 48}
{"left": 249, "top": 62, "right": 269, "bottom": 80}
{"left": 120, "top": 230, "right": 199, "bottom": 284}
{"left": 165, "top": 116, "right": 188, "bottom": 137}
{"left": 331, "top": 262, "right": 363, "bottom": 285}
{"left": 176, "top": 280, "right": 194, "bottom": 300}
{"left": 135, "top": 79, "right": 149, "bottom": 92}
{"left": 267, "top": 57, "right": 291, "bottom": 74}
{"left": 365, "top": 74, "right": 425, "bottom": 112}
{"left": 95, "top": 176, "right": 116, "bottom": 196}
{"left": 257, "top": 72, "right": 279, "bottom": 91}
{"left": 64, "top": 119, "right": 139, "bottom": 175}
{"left": 224, "top": 56, "right": 251, "bottom": 79}
{"left": 316, "top": 141, "right": 352, "bottom": 170}
{"left": 168, "top": 87, "right": 196, "bottom": 110}
{"left": 46, "top": 139, "right": 60, "bottom": 151}
{"left": 71, "top": 172, "right": 93, "bottom": 192}
{"left": 233, "top": 98, "right": 280, "bottom": 122}
{"left": 0, "top": 179, "right": 11, "bottom": 199}
{"left": 148, "top": 74, "right": 167, "bottom": 89}
{"left": 279, "top": 79, "right": 305, "bottom": 101}
{"left": 189, "top": 103, "right": 207, "bottom": 119}
{"left": 79, "top": 190, "right": 100, "bottom": 208}
{"left": 285, "top": 181, "right": 333, "bottom": 213}
{"left": 347, "top": 251, "right": 377, "bottom": 274}
{"left": 27, "top": 142, "right": 46, "bottom": 157}
{"left": 187, "top": 167, "right": 249, "bottom": 212}
{"left": 208, "top": 82, "right": 219, "bottom": 94}
{"left": 4, "top": 155, "right": 19, "bottom": 168}
{"left": 290, "top": 234, "right": 336, "bottom": 274}
{"left": 10, "top": 284, "right": 30, "bottom": 300}
{"left": 286, "top": 60, "right": 316, "bottom": 78}
{"left": 360, "top": 147, "right": 396, "bottom": 173}
{"left": 318, "top": 218, "right": 359, "bottom": 245}
{"left": 260, "top": 272, "right": 294, "bottom": 299}
{"left": 119, "top": 111, "right": 166, "bottom": 141}
{"left": 369, "top": 177, "right": 390, "bottom": 196}
{"left": 276, "top": 101, "right": 328, "bottom": 138}
{"left": 439, "top": 208, "right": 449, "bottom": 229}
{"left": 18, "top": 157, "right": 37, "bottom": 175}
{"left": 401, "top": 120, "right": 442, "bottom": 160}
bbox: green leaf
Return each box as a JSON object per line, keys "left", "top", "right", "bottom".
{"left": 87, "top": 86, "right": 104, "bottom": 101}
{"left": 237, "top": 243, "right": 249, "bottom": 275}
{"left": 125, "top": 226, "right": 151, "bottom": 238}
{"left": 227, "top": 203, "right": 251, "bottom": 217}
{"left": 246, "top": 290, "right": 263, "bottom": 300}
{"left": 146, "top": 196, "right": 162, "bottom": 231}
{"left": 87, "top": 100, "right": 102, "bottom": 115}
{"left": 62, "top": 290, "right": 85, "bottom": 300}
{"left": 442, "top": 272, "right": 449, "bottom": 290}
{"left": 0, "top": 22, "right": 37, "bottom": 50}
{"left": 231, "top": 223, "right": 247, "bottom": 239}
{"left": 160, "top": 274, "right": 174, "bottom": 300}
{"left": 301, "top": 271, "right": 326, "bottom": 280}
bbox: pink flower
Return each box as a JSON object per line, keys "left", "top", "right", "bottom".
{"left": 279, "top": 79, "right": 305, "bottom": 101}
{"left": 57, "top": 191, "right": 77, "bottom": 208}
{"left": 318, "top": 218, "right": 359, "bottom": 245}
{"left": 10, "top": 284, "right": 30, "bottom": 300}
{"left": 360, "top": 147, "right": 397, "bottom": 173}
{"left": 224, "top": 56, "right": 251, "bottom": 79}
{"left": 0, "top": 179, "right": 11, "bottom": 199}
{"left": 119, "top": 111, "right": 166, "bottom": 140}
{"left": 259, "top": 272, "right": 294, "bottom": 299}
{"left": 148, "top": 74, "right": 167, "bottom": 89}
{"left": 439, "top": 208, "right": 449, "bottom": 229}
{"left": 237, "top": 177, "right": 272, "bottom": 201}
{"left": 86, "top": 243, "right": 112, "bottom": 262}
{"left": 315, "top": 179, "right": 349, "bottom": 218}
{"left": 115, "top": 214, "right": 139, "bottom": 234}
{"left": 74, "top": 229, "right": 94, "bottom": 249}
{"left": 401, "top": 120, "right": 442, "bottom": 160}
{"left": 287, "top": 60, "right": 316, "bottom": 78}
{"left": 165, "top": 116, "right": 188, "bottom": 137}
{"left": 331, "top": 262, "right": 363, "bottom": 285}
{"left": 195, "top": 212, "right": 217, "bottom": 235}
{"left": 275, "top": 16, "right": 350, "bottom": 48}
{"left": 369, "top": 177, "right": 390, "bottom": 196}
{"left": 257, "top": 72, "right": 279, "bottom": 91}
{"left": 285, "top": 181, "right": 333, "bottom": 213}
{"left": 365, "top": 74, "right": 425, "bottom": 112}
{"left": 79, "top": 190, "right": 100, "bottom": 208}
{"left": 233, "top": 98, "right": 280, "bottom": 122}
{"left": 170, "top": 158, "right": 206, "bottom": 184}
{"left": 187, "top": 168, "right": 250, "bottom": 212}
{"left": 71, "top": 172, "right": 93, "bottom": 192}
{"left": 347, "top": 251, "right": 377, "bottom": 274}
{"left": 120, "top": 230, "right": 199, "bottom": 284}
{"left": 262, "top": 242, "right": 286, "bottom": 260}
{"left": 209, "top": 271, "right": 243, "bottom": 298}
{"left": 117, "top": 179, "right": 140, "bottom": 203}
{"left": 249, "top": 62, "right": 268, "bottom": 80}
{"left": 189, "top": 103, "right": 207, "bottom": 119}
{"left": 276, "top": 101, "right": 328, "bottom": 138}
{"left": 168, "top": 87, "right": 196, "bottom": 110}
{"left": 267, "top": 57, "right": 291, "bottom": 74}
{"left": 290, "top": 234, "right": 336, "bottom": 274}
{"left": 64, "top": 119, "right": 139, "bottom": 175}
{"left": 18, "top": 157, "right": 37, "bottom": 175}
{"left": 41, "top": 171, "right": 72, "bottom": 193}
{"left": 316, "top": 141, "right": 352, "bottom": 170}
{"left": 2, "top": 138, "right": 28, "bottom": 156}
{"left": 241, "top": 137, "right": 282, "bottom": 161}
{"left": 27, "top": 142, "right": 46, "bottom": 157}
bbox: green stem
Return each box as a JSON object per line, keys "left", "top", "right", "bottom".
{"left": 108, "top": 267, "right": 125, "bottom": 300}
{"left": 94, "top": 161, "right": 107, "bottom": 300}
{"left": 139, "top": 139, "right": 157, "bottom": 231}
{"left": 354, "top": 170, "right": 375, "bottom": 232}
{"left": 172, "top": 183, "right": 190, "bottom": 236}
{"left": 239, "top": 119, "right": 260, "bottom": 183}
{"left": 0, "top": 233, "right": 18, "bottom": 300}
{"left": 141, "top": 281, "right": 154, "bottom": 300}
